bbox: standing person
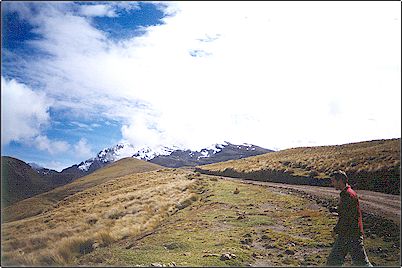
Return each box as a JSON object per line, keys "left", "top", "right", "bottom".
{"left": 326, "top": 170, "right": 372, "bottom": 266}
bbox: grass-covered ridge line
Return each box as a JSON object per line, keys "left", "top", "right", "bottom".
{"left": 2, "top": 158, "right": 163, "bottom": 223}
{"left": 197, "top": 138, "right": 400, "bottom": 194}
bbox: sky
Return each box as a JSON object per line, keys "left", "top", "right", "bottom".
{"left": 1, "top": 1, "right": 401, "bottom": 171}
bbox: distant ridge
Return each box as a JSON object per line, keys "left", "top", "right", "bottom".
{"left": 46, "top": 141, "right": 273, "bottom": 184}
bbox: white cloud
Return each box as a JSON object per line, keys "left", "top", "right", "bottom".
{"left": 38, "top": 160, "right": 72, "bottom": 172}
{"left": 1, "top": 77, "right": 52, "bottom": 144}
{"left": 33, "top": 135, "right": 70, "bottom": 155}
{"left": 78, "top": 2, "right": 141, "bottom": 17}
{"left": 79, "top": 4, "right": 117, "bottom": 17}
{"left": 73, "top": 138, "right": 94, "bottom": 159}
{"left": 4, "top": 2, "right": 401, "bottom": 151}
{"left": 1, "top": 77, "right": 74, "bottom": 155}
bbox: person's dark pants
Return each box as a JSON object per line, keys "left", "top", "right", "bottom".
{"left": 326, "top": 235, "right": 372, "bottom": 266}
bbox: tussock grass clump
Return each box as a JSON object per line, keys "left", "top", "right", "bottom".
{"left": 105, "top": 207, "right": 126, "bottom": 220}
{"left": 57, "top": 236, "right": 95, "bottom": 259}
{"left": 94, "top": 230, "right": 115, "bottom": 246}
{"left": 1, "top": 169, "right": 199, "bottom": 266}
{"left": 176, "top": 193, "right": 199, "bottom": 210}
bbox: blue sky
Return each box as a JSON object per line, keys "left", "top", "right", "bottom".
{"left": 1, "top": 1, "right": 166, "bottom": 170}
{"left": 1, "top": 2, "right": 401, "bottom": 171}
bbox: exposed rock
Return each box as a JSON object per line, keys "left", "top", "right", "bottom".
{"left": 150, "top": 263, "right": 164, "bottom": 267}
{"left": 220, "top": 253, "right": 236, "bottom": 261}
{"left": 92, "top": 242, "right": 100, "bottom": 250}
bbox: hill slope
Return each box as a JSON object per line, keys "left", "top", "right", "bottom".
{"left": 2, "top": 171, "right": 399, "bottom": 266}
{"left": 1, "top": 157, "right": 72, "bottom": 207}
{"left": 196, "top": 138, "right": 400, "bottom": 194}
{"left": 2, "top": 158, "right": 163, "bottom": 223}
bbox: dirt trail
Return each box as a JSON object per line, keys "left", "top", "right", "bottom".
{"left": 218, "top": 176, "right": 401, "bottom": 225}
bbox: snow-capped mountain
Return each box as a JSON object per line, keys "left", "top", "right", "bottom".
{"left": 57, "top": 141, "right": 273, "bottom": 180}
{"left": 3, "top": 142, "right": 273, "bottom": 205}
{"left": 77, "top": 142, "right": 176, "bottom": 172}
{"left": 73, "top": 141, "right": 273, "bottom": 172}
{"left": 149, "top": 142, "right": 273, "bottom": 168}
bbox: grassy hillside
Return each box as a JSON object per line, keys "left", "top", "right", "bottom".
{"left": 1, "top": 157, "right": 62, "bottom": 206}
{"left": 1, "top": 168, "right": 198, "bottom": 266}
{"left": 2, "top": 158, "right": 163, "bottom": 223}
{"left": 1, "top": 169, "right": 399, "bottom": 266}
{"left": 197, "top": 139, "right": 400, "bottom": 194}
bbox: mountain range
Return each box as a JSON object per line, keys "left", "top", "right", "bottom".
{"left": 76, "top": 141, "right": 272, "bottom": 171}
{"left": 2, "top": 141, "right": 273, "bottom": 206}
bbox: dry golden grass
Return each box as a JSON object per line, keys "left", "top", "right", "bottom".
{"left": 199, "top": 139, "right": 400, "bottom": 193}
{"left": 201, "top": 139, "right": 400, "bottom": 176}
{"left": 1, "top": 167, "right": 199, "bottom": 266}
{"left": 3, "top": 158, "right": 163, "bottom": 223}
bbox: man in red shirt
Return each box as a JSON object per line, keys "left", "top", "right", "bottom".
{"left": 326, "top": 170, "right": 372, "bottom": 266}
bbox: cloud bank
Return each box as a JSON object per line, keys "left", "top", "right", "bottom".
{"left": 1, "top": 77, "right": 94, "bottom": 160}
{"left": 3, "top": 1, "right": 401, "bottom": 153}
{"left": 1, "top": 77, "right": 52, "bottom": 144}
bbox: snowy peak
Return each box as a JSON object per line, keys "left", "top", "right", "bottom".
{"left": 78, "top": 158, "right": 94, "bottom": 171}
{"left": 77, "top": 143, "right": 176, "bottom": 171}
{"left": 76, "top": 141, "right": 273, "bottom": 172}
{"left": 194, "top": 142, "right": 261, "bottom": 159}
{"left": 196, "top": 142, "right": 228, "bottom": 159}
{"left": 150, "top": 142, "right": 273, "bottom": 168}
{"left": 132, "top": 145, "right": 174, "bottom": 161}
{"left": 97, "top": 143, "right": 136, "bottom": 162}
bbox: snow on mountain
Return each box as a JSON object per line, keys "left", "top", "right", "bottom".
{"left": 78, "top": 159, "right": 94, "bottom": 171}
{"left": 77, "top": 142, "right": 177, "bottom": 171}
{"left": 76, "top": 141, "right": 272, "bottom": 172}
{"left": 132, "top": 145, "right": 175, "bottom": 160}
{"left": 195, "top": 142, "right": 231, "bottom": 159}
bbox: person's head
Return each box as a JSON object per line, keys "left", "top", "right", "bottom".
{"left": 330, "top": 170, "right": 349, "bottom": 190}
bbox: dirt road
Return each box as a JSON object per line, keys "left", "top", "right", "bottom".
{"left": 218, "top": 176, "right": 401, "bottom": 225}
